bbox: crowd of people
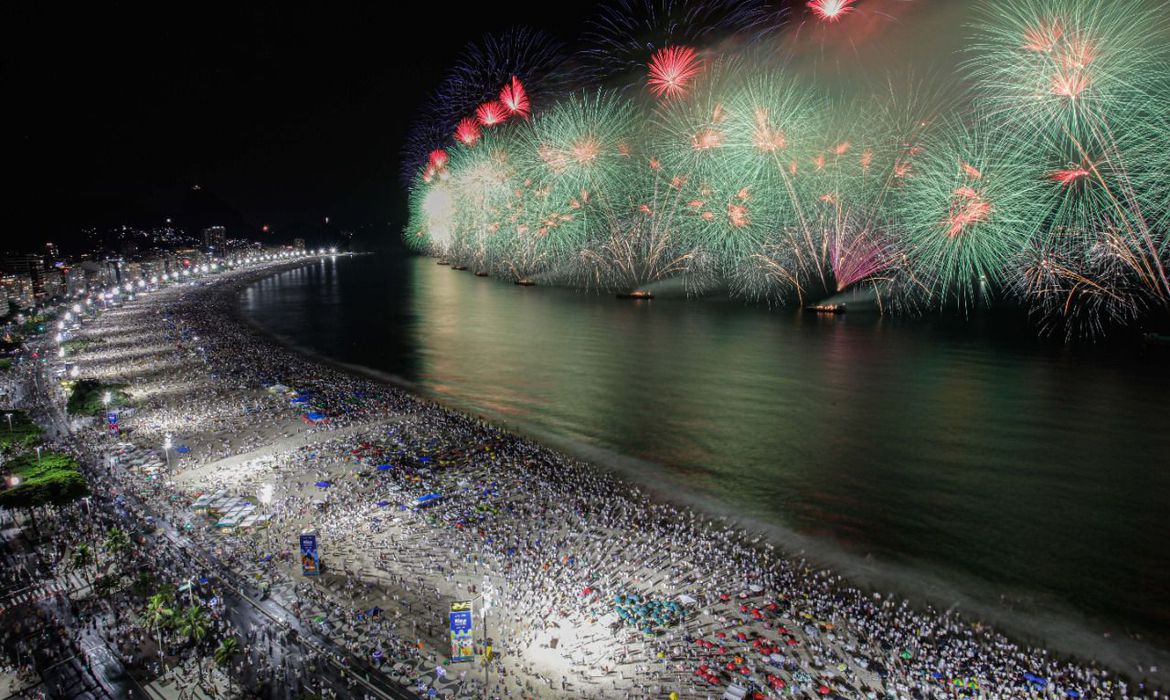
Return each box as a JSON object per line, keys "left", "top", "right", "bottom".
{"left": 1, "top": 260, "right": 1166, "bottom": 699}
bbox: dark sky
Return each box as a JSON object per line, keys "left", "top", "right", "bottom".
{"left": 3, "top": 1, "right": 598, "bottom": 250}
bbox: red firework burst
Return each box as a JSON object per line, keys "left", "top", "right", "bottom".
{"left": 807, "top": 0, "right": 857, "bottom": 22}
{"left": 499, "top": 76, "right": 530, "bottom": 119}
{"left": 428, "top": 149, "right": 448, "bottom": 169}
{"left": 647, "top": 46, "right": 702, "bottom": 99}
{"left": 476, "top": 101, "right": 508, "bottom": 127}
{"left": 947, "top": 186, "right": 991, "bottom": 238}
{"left": 455, "top": 117, "right": 481, "bottom": 146}
{"left": 1048, "top": 166, "right": 1090, "bottom": 186}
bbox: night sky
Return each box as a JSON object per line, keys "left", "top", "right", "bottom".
{"left": 4, "top": 1, "right": 597, "bottom": 251}
{"left": 5, "top": 0, "right": 951, "bottom": 252}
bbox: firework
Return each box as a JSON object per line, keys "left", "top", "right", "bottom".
{"left": 579, "top": 0, "right": 779, "bottom": 90}
{"left": 398, "top": 1, "right": 1170, "bottom": 336}
{"left": 807, "top": 0, "right": 857, "bottom": 23}
{"left": 507, "top": 91, "right": 640, "bottom": 279}
{"left": 499, "top": 76, "right": 531, "bottom": 118}
{"left": 476, "top": 101, "right": 509, "bottom": 127}
{"left": 400, "top": 28, "right": 569, "bottom": 184}
{"left": 455, "top": 117, "right": 481, "bottom": 146}
{"left": 647, "top": 46, "right": 703, "bottom": 99}
{"left": 892, "top": 119, "right": 1044, "bottom": 306}
{"left": 966, "top": 0, "right": 1169, "bottom": 134}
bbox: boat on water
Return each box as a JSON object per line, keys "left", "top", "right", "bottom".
{"left": 474, "top": 271, "right": 489, "bottom": 277}
{"left": 514, "top": 279, "right": 536, "bottom": 286}
{"left": 436, "top": 260, "right": 450, "bottom": 266}
{"left": 451, "top": 265, "right": 468, "bottom": 271}
{"left": 616, "top": 290, "right": 654, "bottom": 300}
{"left": 805, "top": 303, "right": 846, "bottom": 314}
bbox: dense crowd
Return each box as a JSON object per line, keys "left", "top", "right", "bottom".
{"left": 2, "top": 262, "right": 1166, "bottom": 699}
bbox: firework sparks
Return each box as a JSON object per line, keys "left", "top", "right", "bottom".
{"left": 1048, "top": 166, "right": 1090, "bottom": 186}
{"left": 807, "top": 0, "right": 857, "bottom": 22}
{"left": 648, "top": 46, "right": 702, "bottom": 99}
{"left": 476, "top": 101, "right": 508, "bottom": 127}
{"left": 455, "top": 117, "right": 481, "bottom": 146}
{"left": 499, "top": 76, "right": 531, "bottom": 118}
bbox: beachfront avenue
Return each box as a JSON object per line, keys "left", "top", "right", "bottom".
{"left": 0, "top": 255, "right": 1160, "bottom": 700}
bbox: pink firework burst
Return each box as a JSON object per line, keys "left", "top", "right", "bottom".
{"left": 647, "top": 46, "right": 702, "bottom": 100}
{"left": 1048, "top": 166, "right": 1091, "bottom": 187}
{"left": 807, "top": 0, "right": 857, "bottom": 23}
{"left": 476, "top": 101, "right": 508, "bottom": 127}
{"left": 499, "top": 76, "right": 530, "bottom": 119}
{"left": 455, "top": 117, "right": 481, "bottom": 146}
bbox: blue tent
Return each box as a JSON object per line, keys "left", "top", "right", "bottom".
{"left": 316, "top": 481, "right": 331, "bottom": 488}
{"left": 1024, "top": 673, "right": 1048, "bottom": 687}
{"left": 306, "top": 412, "right": 326, "bottom": 422}
{"left": 175, "top": 445, "right": 191, "bottom": 454}
{"left": 412, "top": 493, "right": 442, "bottom": 508}
{"left": 376, "top": 464, "right": 394, "bottom": 471}
{"left": 376, "top": 500, "right": 390, "bottom": 507}
{"left": 290, "top": 396, "right": 309, "bottom": 404}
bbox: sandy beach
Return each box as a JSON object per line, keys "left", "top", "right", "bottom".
{"left": 59, "top": 259, "right": 1166, "bottom": 699}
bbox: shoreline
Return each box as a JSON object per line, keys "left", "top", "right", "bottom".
{"left": 239, "top": 258, "right": 1170, "bottom": 681}
{"left": 70, "top": 261, "right": 1167, "bottom": 698}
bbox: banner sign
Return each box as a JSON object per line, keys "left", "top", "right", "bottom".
{"left": 449, "top": 600, "right": 474, "bottom": 662}
{"left": 300, "top": 533, "right": 320, "bottom": 576}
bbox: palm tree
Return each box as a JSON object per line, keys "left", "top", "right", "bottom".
{"left": 104, "top": 526, "right": 130, "bottom": 559}
{"left": 144, "top": 594, "right": 174, "bottom": 671}
{"left": 213, "top": 636, "right": 240, "bottom": 696}
{"left": 177, "top": 605, "right": 210, "bottom": 685}
{"left": 72, "top": 543, "right": 93, "bottom": 580}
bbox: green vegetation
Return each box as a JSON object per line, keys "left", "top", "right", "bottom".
{"left": 0, "top": 358, "right": 11, "bottom": 371}
{"left": 61, "top": 338, "right": 103, "bottom": 355}
{"left": 0, "top": 451, "right": 90, "bottom": 511}
{"left": 67, "top": 379, "right": 131, "bottom": 416}
{"left": 0, "top": 410, "right": 43, "bottom": 452}
{"left": 19, "top": 313, "right": 53, "bottom": 335}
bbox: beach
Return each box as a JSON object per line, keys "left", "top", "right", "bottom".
{"left": 45, "top": 258, "right": 1167, "bottom": 699}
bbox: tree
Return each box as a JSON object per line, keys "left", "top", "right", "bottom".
{"left": 0, "top": 411, "right": 42, "bottom": 453}
{"left": 72, "top": 543, "right": 93, "bottom": 575}
{"left": 177, "top": 605, "right": 211, "bottom": 685}
{"left": 145, "top": 594, "right": 174, "bottom": 671}
{"left": 213, "top": 636, "right": 240, "bottom": 696}
{"left": 104, "top": 526, "right": 131, "bottom": 564}
{"left": 0, "top": 452, "right": 89, "bottom": 533}
{"left": 65, "top": 379, "right": 130, "bottom": 416}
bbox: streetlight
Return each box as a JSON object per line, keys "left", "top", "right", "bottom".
{"left": 163, "top": 433, "right": 173, "bottom": 469}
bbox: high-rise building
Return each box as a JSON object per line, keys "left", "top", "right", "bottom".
{"left": 201, "top": 226, "right": 226, "bottom": 254}
{"left": 293, "top": 238, "right": 306, "bottom": 252}
{"left": 0, "top": 254, "right": 47, "bottom": 300}
{"left": 44, "top": 242, "right": 59, "bottom": 260}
